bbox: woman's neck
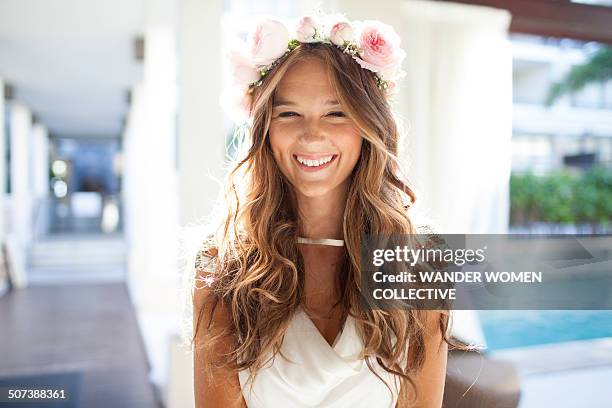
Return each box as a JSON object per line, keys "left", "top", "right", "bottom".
{"left": 296, "top": 181, "right": 349, "bottom": 240}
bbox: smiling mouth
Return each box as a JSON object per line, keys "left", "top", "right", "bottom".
{"left": 292, "top": 154, "right": 338, "bottom": 171}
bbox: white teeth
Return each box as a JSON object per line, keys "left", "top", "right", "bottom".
{"left": 296, "top": 155, "right": 334, "bottom": 167}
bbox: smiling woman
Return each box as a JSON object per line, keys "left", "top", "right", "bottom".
{"left": 269, "top": 56, "right": 362, "bottom": 200}
{"left": 191, "top": 13, "right": 458, "bottom": 408}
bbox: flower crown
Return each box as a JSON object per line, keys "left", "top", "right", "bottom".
{"left": 221, "top": 14, "right": 407, "bottom": 123}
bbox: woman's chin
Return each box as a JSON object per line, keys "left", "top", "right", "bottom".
{"left": 294, "top": 183, "right": 338, "bottom": 199}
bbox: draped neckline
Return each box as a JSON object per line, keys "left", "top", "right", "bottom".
{"left": 296, "top": 306, "right": 352, "bottom": 352}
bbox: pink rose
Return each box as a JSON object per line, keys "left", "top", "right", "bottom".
{"left": 329, "top": 21, "right": 354, "bottom": 46}
{"left": 227, "top": 47, "right": 260, "bottom": 87}
{"left": 354, "top": 21, "right": 406, "bottom": 80}
{"left": 248, "top": 19, "right": 290, "bottom": 67}
{"left": 296, "top": 16, "right": 318, "bottom": 43}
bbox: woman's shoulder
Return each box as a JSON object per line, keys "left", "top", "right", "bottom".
{"left": 415, "top": 223, "right": 436, "bottom": 235}
{"left": 407, "top": 204, "right": 442, "bottom": 237}
{"left": 193, "top": 234, "right": 221, "bottom": 306}
{"left": 412, "top": 220, "right": 446, "bottom": 248}
{"left": 194, "top": 233, "right": 220, "bottom": 279}
{"left": 192, "top": 234, "right": 231, "bottom": 334}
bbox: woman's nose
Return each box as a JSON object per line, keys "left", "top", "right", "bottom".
{"left": 299, "top": 119, "right": 325, "bottom": 143}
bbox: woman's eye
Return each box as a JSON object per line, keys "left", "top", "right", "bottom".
{"left": 278, "top": 111, "right": 298, "bottom": 118}
{"left": 327, "top": 111, "right": 346, "bottom": 117}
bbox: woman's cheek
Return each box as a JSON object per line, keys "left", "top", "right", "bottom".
{"left": 270, "top": 122, "right": 295, "bottom": 141}
{"left": 268, "top": 128, "right": 293, "bottom": 171}
{"left": 337, "top": 128, "right": 362, "bottom": 155}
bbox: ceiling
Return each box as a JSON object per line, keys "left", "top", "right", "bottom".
{"left": 0, "top": 0, "right": 147, "bottom": 138}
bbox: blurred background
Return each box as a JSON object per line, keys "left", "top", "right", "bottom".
{"left": 0, "top": 0, "right": 610, "bottom": 407}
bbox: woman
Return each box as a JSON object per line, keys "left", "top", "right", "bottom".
{"left": 191, "top": 14, "right": 455, "bottom": 407}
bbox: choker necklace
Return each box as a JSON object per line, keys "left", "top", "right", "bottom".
{"left": 297, "top": 236, "right": 345, "bottom": 247}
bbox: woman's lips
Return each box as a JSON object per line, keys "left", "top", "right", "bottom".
{"left": 293, "top": 154, "right": 338, "bottom": 172}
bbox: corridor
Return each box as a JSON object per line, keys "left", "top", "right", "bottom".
{"left": 0, "top": 283, "right": 160, "bottom": 407}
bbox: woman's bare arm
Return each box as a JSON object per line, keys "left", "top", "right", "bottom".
{"left": 193, "top": 281, "right": 247, "bottom": 408}
{"left": 397, "top": 311, "right": 448, "bottom": 408}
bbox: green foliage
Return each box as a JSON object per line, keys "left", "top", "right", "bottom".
{"left": 545, "top": 46, "right": 612, "bottom": 106}
{"left": 574, "top": 166, "right": 612, "bottom": 227}
{"left": 510, "top": 166, "right": 612, "bottom": 229}
{"left": 539, "top": 171, "right": 575, "bottom": 223}
{"left": 509, "top": 171, "right": 540, "bottom": 225}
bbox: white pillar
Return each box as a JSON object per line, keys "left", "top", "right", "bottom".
{"left": 123, "top": 0, "right": 180, "bottom": 396}
{"left": 167, "top": 2, "right": 226, "bottom": 407}
{"left": 8, "top": 103, "right": 33, "bottom": 287}
{"left": 29, "top": 123, "right": 50, "bottom": 240}
{"left": 0, "top": 80, "right": 5, "bottom": 236}
{"left": 177, "top": 0, "right": 225, "bottom": 225}
{"left": 123, "top": 84, "right": 147, "bottom": 299}
{"left": 0, "top": 78, "right": 7, "bottom": 295}
{"left": 31, "top": 123, "right": 50, "bottom": 199}
{"left": 400, "top": 0, "right": 512, "bottom": 233}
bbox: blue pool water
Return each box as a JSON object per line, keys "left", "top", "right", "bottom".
{"left": 479, "top": 310, "right": 612, "bottom": 351}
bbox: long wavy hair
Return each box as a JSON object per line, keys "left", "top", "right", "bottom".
{"left": 192, "top": 42, "right": 458, "bottom": 407}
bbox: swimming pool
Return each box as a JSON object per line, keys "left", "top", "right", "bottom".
{"left": 479, "top": 310, "right": 612, "bottom": 351}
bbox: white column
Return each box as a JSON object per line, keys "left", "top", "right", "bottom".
{"left": 0, "top": 80, "right": 4, "bottom": 237}
{"left": 177, "top": 0, "right": 225, "bottom": 225}
{"left": 31, "top": 123, "right": 50, "bottom": 199}
{"left": 400, "top": 0, "right": 512, "bottom": 233}
{"left": 123, "top": 0, "right": 180, "bottom": 396}
{"left": 8, "top": 103, "right": 33, "bottom": 287}
{"left": 123, "top": 84, "right": 146, "bottom": 297}
{"left": 29, "top": 123, "right": 50, "bottom": 240}
{"left": 0, "top": 78, "right": 7, "bottom": 295}
{"left": 168, "top": 2, "right": 226, "bottom": 407}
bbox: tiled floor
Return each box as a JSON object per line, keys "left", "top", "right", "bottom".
{"left": 0, "top": 283, "right": 160, "bottom": 408}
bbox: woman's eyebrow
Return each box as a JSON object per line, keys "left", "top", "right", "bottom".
{"left": 272, "top": 99, "right": 340, "bottom": 107}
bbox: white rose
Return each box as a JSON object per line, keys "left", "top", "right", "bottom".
{"left": 248, "top": 19, "right": 290, "bottom": 67}
{"left": 329, "top": 21, "right": 354, "bottom": 46}
{"left": 295, "top": 16, "right": 319, "bottom": 43}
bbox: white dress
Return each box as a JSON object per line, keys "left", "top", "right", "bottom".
{"left": 238, "top": 307, "right": 401, "bottom": 407}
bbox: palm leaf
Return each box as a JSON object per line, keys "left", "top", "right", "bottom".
{"left": 545, "top": 46, "right": 612, "bottom": 106}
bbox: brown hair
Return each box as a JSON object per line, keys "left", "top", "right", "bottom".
{"left": 192, "top": 42, "right": 460, "bottom": 406}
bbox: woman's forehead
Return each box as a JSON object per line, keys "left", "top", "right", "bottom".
{"left": 274, "top": 57, "right": 337, "bottom": 103}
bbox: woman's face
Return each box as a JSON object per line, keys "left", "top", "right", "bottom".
{"left": 268, "top": 56, "right": 362, "bottom": 199}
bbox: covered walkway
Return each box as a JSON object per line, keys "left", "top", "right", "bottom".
{"left": 0, "top": 283, "right": 160, "bottom": 408}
